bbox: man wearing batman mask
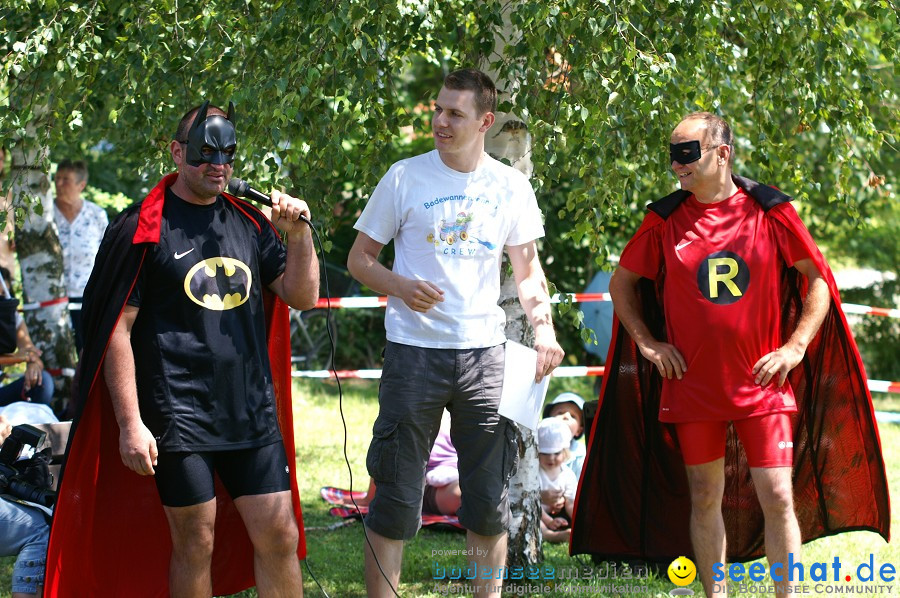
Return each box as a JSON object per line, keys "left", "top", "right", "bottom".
{"left": 46, "top": 102, "right": 318, "bottom": 597}
{"left": 571, "top": 112, "right": 888, "bottom": 598}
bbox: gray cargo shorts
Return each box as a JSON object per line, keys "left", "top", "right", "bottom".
{"left": 364, "top": 341, "right": 519, "bottom": 540}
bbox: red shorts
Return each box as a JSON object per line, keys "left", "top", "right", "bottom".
{"left": 675, "top": 413, "right": 793, "bottom": 467}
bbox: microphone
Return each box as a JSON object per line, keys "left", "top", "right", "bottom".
{"left": 227, "top": 177, "right": 311, "bottom": 226}
{"left": 227, "top": 177, "right": 272, "bottom": 207}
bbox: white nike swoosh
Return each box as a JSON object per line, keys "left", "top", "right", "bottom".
{"left": 174, "top": 248, "right": 195, "bottom": 260}
{"left": 675, "top": 240, "right": 693, "bottom": 251}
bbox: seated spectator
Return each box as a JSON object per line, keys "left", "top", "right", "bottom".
{"left": 542, "top": 392, "right": 586, "bottom": 478}
{"left": 53, "top": 159, "right": 108, "bottom": 352}
{"left": 0, "top": 268, "right": 52, "bottom": 408}
{"left": 537, "top": 417, "right": 577, "bottom": 544}
{"left": 330, "top": 411, "right": 461, "bottom": 516}
{"left": 0, "top": 414, "right": 51, "bottom": 598}
{"left": 422, "top": 423, "right": 461, "bottom": 516}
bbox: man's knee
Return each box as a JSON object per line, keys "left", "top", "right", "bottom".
{"left": 757, "top": 478, "right": 795, "bottom": 515}
{"left": 254, "top": 521, "right": 299, "bottom": 557}
{"left": 687, "top": 477, "right": 724, "bottom": 512}
{"left": 171, "top": 526, "right": 214, "bottom": 561}
{"left": 166, "top": 505, "right": 216, "bottom": 559}
{"left": 240, "top": 495, "right": 300, "bottom": 556}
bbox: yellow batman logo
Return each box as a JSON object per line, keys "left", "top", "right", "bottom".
{"left": 183, "top": 257, "right": 252, "bottom": 310}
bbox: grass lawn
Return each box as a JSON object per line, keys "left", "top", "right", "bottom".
{"left": 3, "top": 378, "right": 899, "bottom": 597}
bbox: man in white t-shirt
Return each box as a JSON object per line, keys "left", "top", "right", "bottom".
{"left": 348, "top": 68, "right": 564, "bottom": 598}
{"left": 53, "top": 160, "right": 108, "bottom": 351}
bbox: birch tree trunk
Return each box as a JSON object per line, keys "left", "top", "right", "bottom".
{"left": 487, "top": 122, "right": 544, "bottom": 570}
{"left": 481, "top": 5, "right": 544, "bottom": 569}
{"left": 9, "top": 114, "right": 77, "bottom": 414}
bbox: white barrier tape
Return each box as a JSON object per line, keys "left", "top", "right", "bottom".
{"left": 552, "top": 293, "right": 613, "bottom": 304}
{"left": 45, "top": 367, "right": 76, "bottom": 378}
{"left": 294, "top": 369, "right": 383, "bottom": 379}
{"left": 291, "top": 366, "right": 900, "bottom": 394}
{"left": 309, "top": 294, "right": 897, "bottom": 318}
{"left": 310, "top": 293, "right": 613, "bottom": 310}
{"left": 291, "top": 366, "right": 605, "bottom": 379}
{"left": 841, "top": 303, "right": 900, "bottom": 318}
{"left": 20, "top": 300, "right": 82, "bottom": 311}
{"left": 16, "top": 295, "right": 900, "bottom": 318}
{"left": 868, "top": 380, "right": 900, "bottom": 394}
{"left": 20, "top": 297, "right": 69, "bottom": 311}
{"left": 313, "top": 296, "right": 388, "bottom": 309}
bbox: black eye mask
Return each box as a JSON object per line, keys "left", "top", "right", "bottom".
{"left": 185, "top": 100, "right": 237, "bottom": 167}
{"left": 669, "top": 140, "right": 702, "bottom": 165}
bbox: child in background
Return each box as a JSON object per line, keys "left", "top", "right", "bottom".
{"left": 537, "top": 417, "right": 577, "bottom": 543}
{"left": 323, "top": 410, "right": 461, "bottom": 516}
{"left": 542, "top": 392, "right": 586, "bottom": 478}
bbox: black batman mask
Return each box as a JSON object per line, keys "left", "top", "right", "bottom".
{"left": 669, "top": 140, "right": 703, "bottom": 165}
{"left": 185, "top": 101, "right": 237, "bottom": 167}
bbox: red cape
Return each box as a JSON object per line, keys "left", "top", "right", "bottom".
{"left": 44, "top": 174, "right": 305, "bottom": 597}
{"left": 570, "top": 176, "right": 890, "bottom": 562}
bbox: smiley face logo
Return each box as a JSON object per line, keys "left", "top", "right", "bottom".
{"left": 668, "top": 556, "right": 697, "bottom": 586}
{"left": 183, "top": 257, "right": 252, "bottom": 310}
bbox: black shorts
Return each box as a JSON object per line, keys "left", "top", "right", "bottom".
{"left": 154, "top": 440, "right": 291, "bottom": 507}
{"left": 364, "top": 341, "right": 517, "bottom": 540}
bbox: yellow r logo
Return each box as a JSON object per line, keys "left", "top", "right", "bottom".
{"left": 697, "top": 251, "right": 749, "bottom": 304}
{"left": 707, "top": 257, "right": 743, "bottom": 299}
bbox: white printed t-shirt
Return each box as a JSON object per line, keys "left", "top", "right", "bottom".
{"left": 54, "top": 200, "right": 109, "bottom": 297}
{"left": 354, "top": 150, "right": 544, "bottom": 349}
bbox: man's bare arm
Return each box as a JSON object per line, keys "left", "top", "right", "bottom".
{"left": 506, "top": 241, "right": 564, "bottom": 382}
{"left": 752, "top": 258, "right": 830, "bottom": 386}
{"left": 609, "top": 266, "right": 686, "bottom": 379}
{"left": 267, "top": 190, "right": 319, "bottom": 309}
{"left": 347, "top": 231, "right": 444, "bottom": 312}
{"left": 104, "top": 305, "right": 158, "bottom": 475}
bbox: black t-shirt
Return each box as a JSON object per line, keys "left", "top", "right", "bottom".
{"left": 128, "top": 188, "right": 287, "bottom": 451}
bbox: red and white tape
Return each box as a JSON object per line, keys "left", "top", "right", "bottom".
{"left": 314, "top": 296, "right": 388, "bottom": 309}
{"left": 19, "top": 298, "right": 81, "bottom": 311}
{"left": 291, "top": 365, "right": 900, "bottom": 394}
{"left": 311, "top": 293, "right": 897, "bottom": 318}
{"left": 313, "top": 293, "right": 611, "bottom": 309}
{"left": 19, "top": 293, "right": 894, "bottom": 319}
{"left": 841, "top": 303, "right": 900, "bottom": 318}
{"left": 292, "top": 366, "right": 606, "bottom": 379}
{"left": 45, "top": 367, "right": 76, "bottom": 378}
{"left": 291, "top": 366, "right": 900, "bottom": 395}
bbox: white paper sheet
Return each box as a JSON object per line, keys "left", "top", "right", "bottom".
{"left": 498, "top": 340, "right": 550, "bottom": 430}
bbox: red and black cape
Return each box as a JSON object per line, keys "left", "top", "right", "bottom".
{"left": 570, "top": 175, "right": 889, "bottom": 562}
{"left": 44, "top": 173, "right": 306, "bottom": 596}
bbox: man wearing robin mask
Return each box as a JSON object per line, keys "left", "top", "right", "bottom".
{"left": 571, "top": 112, "right": 889, "bottom": 598}
{"left": 46, "top": 102, "right": 318, "bottom": 597}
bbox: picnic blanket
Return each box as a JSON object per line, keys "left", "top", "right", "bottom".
{"left": 320, "top": 486, "right": 464, "bottom": 530}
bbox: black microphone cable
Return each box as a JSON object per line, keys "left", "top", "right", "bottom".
{"left": 301, "top": 214, "right": 401, "bottom": 598}
{"left": 292, "top": 219, "right": 334, "bottom": 598}
{"left": 229, "top": 178, "right": 401, "bottom": 597}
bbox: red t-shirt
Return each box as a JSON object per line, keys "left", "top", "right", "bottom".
{"left": 620, "top": 188, "right": 811, "bottom": 422}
